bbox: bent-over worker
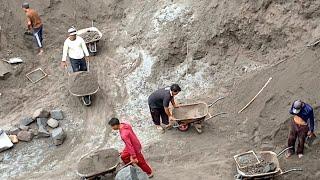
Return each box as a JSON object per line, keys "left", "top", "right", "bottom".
{"left": 148, "top": 84, "right": 181, "bottom": 132}
{"left": 22, "top": 2, "right": 44, "bottom": 55}
{"left": 286, "top": 100, "right": 316, "bottom": 158}
{"left": 108, "top": 118, "right": 153, "bottom": 178}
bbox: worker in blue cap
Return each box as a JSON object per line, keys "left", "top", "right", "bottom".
{"left": 286, "top": 100, "right": 316, "bottom": 158}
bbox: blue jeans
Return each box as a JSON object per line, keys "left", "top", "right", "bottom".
{"left": 70, "top": 58, "right": 87, "bottom": 72}
{"left": 33, "top": 25, "right": 43, "bottom": 48}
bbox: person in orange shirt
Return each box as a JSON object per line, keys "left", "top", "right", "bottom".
{"left": 22, "top": 2, "right": 44, "bottom": 55}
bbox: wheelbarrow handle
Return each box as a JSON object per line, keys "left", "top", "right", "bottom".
{"left": 277, "top": 146, "right": 293, "bottom": 157}
{"left": 280, "top": 168, "right": 303, "bottom": 175}
{"left": 117, "top": 161, "right": 133, "bottom": 172}
{"left": 208, "top": 97, "right": 225, "bottom": 107}
{"left": 205, "top": 112, "right": 227, "bottom": 121}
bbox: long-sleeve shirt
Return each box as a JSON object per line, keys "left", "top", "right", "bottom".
{"left": 62, "top": 36, "right": 89, "bottom": 61}
{"left": 26, "top": 9, "right": 42, "bottom": 29}
{"left": 119, "top": 123, "right": 142, "bottom": 158}
{"left": 290, "top": 103, "right": 315, "bottom": 132}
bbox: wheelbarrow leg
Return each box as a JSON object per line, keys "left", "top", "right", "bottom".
{"left": 194, "top": 122, "right": 203, "bottom": 134}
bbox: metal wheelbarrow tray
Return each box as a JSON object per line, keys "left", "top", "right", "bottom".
{"left": 77, "top": 27, "right": 103, "bottom": 44}
{"left": 77, "top": 27, "right": 103, "bottom": 55}
{"left": 77, "top": 148, "right": 120, "bottom": 180}
{"left": 68, "top": 71, "right": 99, "bottom": 97}
{"left": 171, "top": 98, "right": 226, "bottom": 133}
{"left": 234, "top": 148, "right": 302, "bottom": 180}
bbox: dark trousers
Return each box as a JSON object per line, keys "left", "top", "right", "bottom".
{"left": 288, "top": 120, "right": 309, "bottom": 154}
{"left": 149, "top": 107, "right": 169, "bottom": 125}
{"left": 70, "top": 58, "right": 87, "bottom": 72}
{"left": 33, "top": 25, "right": 43, "bottom": 48}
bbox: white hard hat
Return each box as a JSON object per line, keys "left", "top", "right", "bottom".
{"left": 68, "top": 27, "right": 77, "bottom": 35}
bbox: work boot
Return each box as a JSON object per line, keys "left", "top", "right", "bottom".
{"left": 148, "top": 173, "right": 154, "bottom": 178}
{"left": 82, "top": 95, "right": 91, "bottom": 106}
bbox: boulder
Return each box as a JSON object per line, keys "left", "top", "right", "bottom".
{"left": 51, "top": 127, "right": 66, "bottom": 146}
{"left": 33, "top": 108, "right": 50, "bottom": 119}
{"left": 37, "top": 126, "right": 50, "bottom": 138}
{"left": 37, "top": 118, "right": 48, "bottom": 127}
{"left": 17, "top": 131, "right": 33, "bottom": 142}
{"left": 20, "top": 117, "right": 34, "bottom": 126}
{"left": 0, "top": 130, "right": 14, "bottom": 152}
{"left": 19, "top": 124, "right": 29, "bottom": 131}
{"left": 9, "top": 135, "right": 18, "bottom": 144}
{"left": 0, "top": 61, "right": 11, "bottom": 80}
{"left": 7, "top": 127, "right": 20, "bottom": 135}
{"left": 47, "top": 118, "right": 59, "bottom": 128}
{"left": 50, "top": 109, "right": 64, "bottom": 120}
{"left": 115, "top": 165, "right": 149, "bottom": 180}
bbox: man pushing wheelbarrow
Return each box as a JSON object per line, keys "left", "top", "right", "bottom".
{"left": 61, "top": 27, "right": 99, "bottom": 106}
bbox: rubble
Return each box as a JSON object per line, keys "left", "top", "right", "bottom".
{"left": 37, "top": 117, "right": 48, "bottom": 127}
{"left": 9, "top": 135, "right": 18, "bottom": 144}
{"left": 7, "top": 127, "right": 20, "bottom": 135}
{"left": 20, "top": 117, "right": 34, "bottom": 126}
{"left": 0, "top": 61, "right": 11, "bottom": 80}
{"left": 38, "top": 126, "right": 50, "bottom": 138}
{"left": 17, "top": 131, "right": 33, "bottom": 142}
{"left": 51, "top": 127, "right": 66, "bottom": 146}
{"left": 47, "top": 118, "right": 59, "bottom": 128}
{"left": 29, "top": 128, "right": 38, "bottom": 136}
{"left": 32, "top": 108, "right": 50, "bottom": 119}
{"left": 0, "top": 130, "right": 13, "bottom": 152}
{"left": 50, "top": 109, "right": 64, "bottom": 120}
{"left": 19, "top": 124, "right": 29, "bottom": 131}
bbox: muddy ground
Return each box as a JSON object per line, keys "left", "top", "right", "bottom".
{"left": 1, "top": 0, "right": 320, "bottom": 179}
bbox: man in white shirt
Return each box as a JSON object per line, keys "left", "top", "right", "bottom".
{"left": 61, "top": 27, "right": 90, "bottom": 72}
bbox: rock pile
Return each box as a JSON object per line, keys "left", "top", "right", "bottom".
{"left": 3, "top": 108, "right": 67, "bottom": 149}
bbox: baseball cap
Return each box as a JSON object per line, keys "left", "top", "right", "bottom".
{"left": 22, "top": 2, "right": 29, "bottom": 9}
{"left": 68, "top": 27, "right": 77, "bottom": 36}
{"left": 292, "top": 100, "right": 302, "bottom": 114}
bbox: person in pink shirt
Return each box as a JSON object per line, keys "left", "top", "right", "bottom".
{"left": 108, "top": 118, "right": 153, "bottom": 178}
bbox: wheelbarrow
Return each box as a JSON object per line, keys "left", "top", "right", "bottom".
{"left": 171, "top": 97, "right": 227, "bottom": 134}
{"left": 234, "top": 147, "right": 302, "bottom": 180}
{"left": 77, "top": 148, "right": 122, "bottom": 180}
{"left": 77, "top": 22, "right": 103, "bottom": 56}
{"left": 68, "top": 70, "right": 99, "bottom": 106}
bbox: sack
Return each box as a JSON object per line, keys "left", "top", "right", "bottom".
{"left": 115, "top": 165, "right": 148, "bottom": 180}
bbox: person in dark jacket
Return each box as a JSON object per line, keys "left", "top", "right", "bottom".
{"left": 108, "top": 118, "right": 153, "bottom": 178}
{"left": 286, "top": 100, "right": 316, "bottom": 158}
{"left": 148, "top": 84, "right": 181, "bottom": 132}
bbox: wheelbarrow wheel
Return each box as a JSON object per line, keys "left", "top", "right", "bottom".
{"left": 178, "top": 123, "right": 189, "bottom": 132}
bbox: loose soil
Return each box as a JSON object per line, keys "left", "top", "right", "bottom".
{"left": 241, "top": 162, "right": 276, "bottom": 175}
{"left": 68, "top": 71, "right": 99, "bottom": 96}
{"left": 79, "top": 31, "right": 101, "bottom": 43}
{"left": 235, "top": 151, "right": 260, "bottom": 168}
{"left": 77, "top": 148, "right": 119, "bottom": 176}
